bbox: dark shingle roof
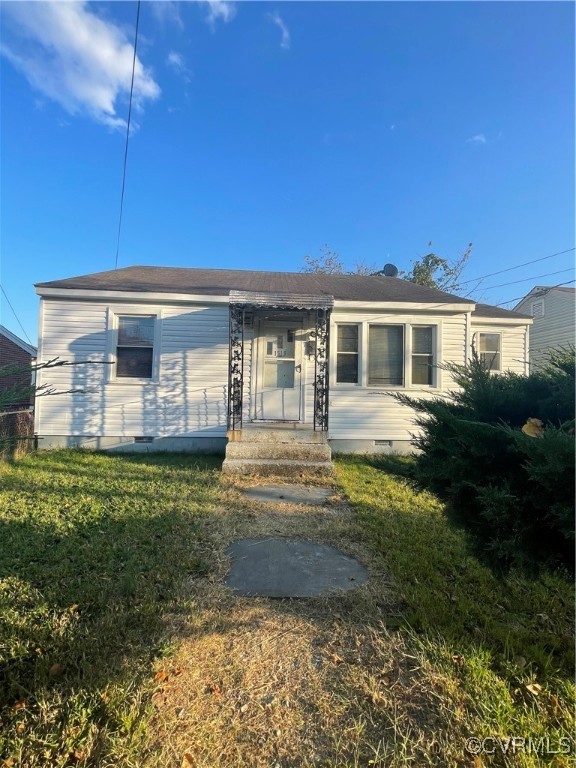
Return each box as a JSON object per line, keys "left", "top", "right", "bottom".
{"left": 472, "top": 303, "right": 531, "bottom": 320}
{"left": 35, "top": 265, "right": 530, "bottom": 319}
{"left": 36, "top": 266, "right": 473, "bottom": 303}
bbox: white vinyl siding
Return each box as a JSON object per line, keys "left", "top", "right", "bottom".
{"left": 36, "top": 299, "right": 229, "bottom": 437}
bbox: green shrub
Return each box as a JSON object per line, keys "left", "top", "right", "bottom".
{"left": 394, "top": 346, "right": 575, "bottom": 573}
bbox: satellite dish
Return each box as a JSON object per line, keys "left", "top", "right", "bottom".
{"left": 382, "top": 263, "right": 399, "bottom": 277}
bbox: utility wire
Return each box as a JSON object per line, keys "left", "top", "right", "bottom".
{"left": 0, "top": 284, "right": 33, "bottom": 344}
{"left": 495, "top": 279, "right": 576, "bottom": 307}
{"left": 114, "top": 0, "right": 141, "bottom": 270}
{"left": 480, "top": 267, "right": 574, "bottom": 292}
{"left": 458, "top": 247, "right": 575, "bottom": 288}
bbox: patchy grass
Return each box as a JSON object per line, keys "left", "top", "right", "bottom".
{"left": 1, "top": 450, "right": 574, "bottom": 768}
{"left": 0, "top": 450, "right": 222, "bottom": 767}
{"left": 336, "top": 455, "right": 575, "bottom": 767}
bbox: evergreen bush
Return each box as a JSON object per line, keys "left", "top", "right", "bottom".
{"left": 394, "top": 346, "right": 575, "bottom": 573}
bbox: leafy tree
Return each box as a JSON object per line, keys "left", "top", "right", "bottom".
{"left": 302, "top": 242, "right": 474, "bottom": 293}
{"left": 395, "top": 242, "right": 473, "bottom": 294}
{"left": 301, "top": 245, "right": 346, "bottom": 274}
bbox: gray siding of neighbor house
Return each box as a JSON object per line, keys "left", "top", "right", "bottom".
{"left": 515, "top": 289, "right": 575, "bottom": 370}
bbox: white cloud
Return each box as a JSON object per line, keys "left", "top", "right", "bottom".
{"left": 166, "top": 50, "right": 192, "bottom": 81}
{"left": 150, "top": 1, "right": 184, "bottom": 31}
{"left": 466, "top": 133, "right": 487, "bottom": 145}
{"left": 0, "top": 1, "right": 160, "bottom": 129}
{"left": 200, "top": 1, "right": 236, "bottom": 29}
{"left": 269, "top": 12, "right": 290, "bottom": 50}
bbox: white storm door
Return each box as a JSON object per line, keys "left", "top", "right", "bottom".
{"left": 254, "top": 322, "right": 303, "bottom": 421}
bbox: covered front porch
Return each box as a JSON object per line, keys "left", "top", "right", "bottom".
{"left": 223, "top": 290, "right": 334, "bottom": 475}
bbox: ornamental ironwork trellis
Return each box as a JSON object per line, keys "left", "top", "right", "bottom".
{"left": 227, "top": 304, "right": 244, "bottom": 431}
{"left": 313, "top": 307, "right": 331, "bottom": 431}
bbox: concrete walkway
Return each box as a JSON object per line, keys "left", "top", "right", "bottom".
{"left": 226, "top": 483, "right": 368, "bottom": 598}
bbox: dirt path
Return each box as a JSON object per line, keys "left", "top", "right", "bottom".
{"left": 143, "top": 477, "right": 431, "bottom": 768}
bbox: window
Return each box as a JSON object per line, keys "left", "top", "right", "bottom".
{"left": 478, "top": 333, "right": 501, "bottom": 372}
{"left": 116, "top": 315, "right": 155, "bottom": 379}
{"left": 412, "top": 326, "right": 434, "bottom": 385}
{"left": 336, "top": 325, "right": 359, "bottom": 383}
{"left": 368, "top": 325, "right": 404, "bottom": 386}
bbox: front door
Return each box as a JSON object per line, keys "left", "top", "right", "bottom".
{"left": 254, "top": 321, "right": 303, "bottom": 421}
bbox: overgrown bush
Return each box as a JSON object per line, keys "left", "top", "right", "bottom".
{"left": 394, "top": 346, "right": 575, "bottom": 573}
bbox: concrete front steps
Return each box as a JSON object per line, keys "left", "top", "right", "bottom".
{"left": 222, "top": 425, "right": 334, "bottom": 476}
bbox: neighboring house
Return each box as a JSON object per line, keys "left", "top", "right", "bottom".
{"left": 34, "top": 266, "right": 531, "bottom": 456}
{"left": 0, "top": 325, "right": 37, "bottom": 410}
{"left": 514, "top": 286, "right": 575, "bottom": 371}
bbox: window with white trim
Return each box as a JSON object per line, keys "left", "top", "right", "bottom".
{"left": 412, "top": 326, "right": 435, "bottom": 385}
{"left": 478, "top": 333, "right": 501, "bottom": 372}
{"left": 334, "top": 321, "right": 440, "bottom": 388}
{"left": 336, "top": 325, "right": 359, "bottom": 383}
{"left": 116, "top": 315, "right": 156, "bottom": 379}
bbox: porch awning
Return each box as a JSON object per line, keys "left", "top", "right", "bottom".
{"left": 229, "top": 290, "right": 334, "bottom": 310}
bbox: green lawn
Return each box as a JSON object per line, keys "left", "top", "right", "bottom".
{"left": 1, "top": 450, "right": 574, "bottom": 767}
{"left": 336, "top": 455, "right": 575, "bottom": 767}
{"left": 0, "top": 450, "right": 222, "bottom": 767}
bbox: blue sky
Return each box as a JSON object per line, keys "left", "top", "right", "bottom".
{"left": 1, "top": 0, "right": 574, "bottom": 345}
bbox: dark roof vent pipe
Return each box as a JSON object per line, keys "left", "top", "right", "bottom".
{"left": 382, "top": 263, "right": 399, "bottom": 277}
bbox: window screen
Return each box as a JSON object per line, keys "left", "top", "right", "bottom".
{"left": 368, "top": 326, "right": 404, "bottom": 386}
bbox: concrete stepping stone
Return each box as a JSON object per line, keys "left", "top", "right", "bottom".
{"left": 243, "top": 484, "right": 332, "bottom": 506}
{"left": 225, "top": 537, "right": 368, "bottom": 598}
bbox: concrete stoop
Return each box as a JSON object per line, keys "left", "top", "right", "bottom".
{"left": 222, "top": 426, "right": 334, "bottom": 476}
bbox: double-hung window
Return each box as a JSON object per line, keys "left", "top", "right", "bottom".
{"left": 478, "top": 333, "right": 501, "bottom": 372}
{"left": 336, "top": 325, "right": 360, "bottom": 384}
{"left": 116, "top": 315, "right": 156, "bottom": 379}
{"left": 411, "top": 326, "right": 434, "bottom": 386}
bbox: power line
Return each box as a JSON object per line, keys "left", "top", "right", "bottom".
{"left": 114, "top": 0, "right": 141, "bottom": 270}
{"left": 480, "top": 267, "right": 574, "bottom": 292}
{"left": 458, "top": 247, "right": 575, "bottom": 287}
{"left": 495, "top": 279, "right": 576, "bottom": 307}
{"left": 0, "top": 284, "right": 33, "bottom": 344}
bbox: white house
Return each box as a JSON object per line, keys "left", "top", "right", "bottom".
{"left": 514, "top": 286, "right": 575, "bottom": 371}
{"left": 34, "top": 266, "right": 531, "bottom": 467}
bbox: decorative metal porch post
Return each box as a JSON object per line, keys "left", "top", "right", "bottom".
{"left": 313, "top": 307, "right": 331, "bottom": 431}
{"left": 227, "top": 305, "right": 244, "bottom": 430}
